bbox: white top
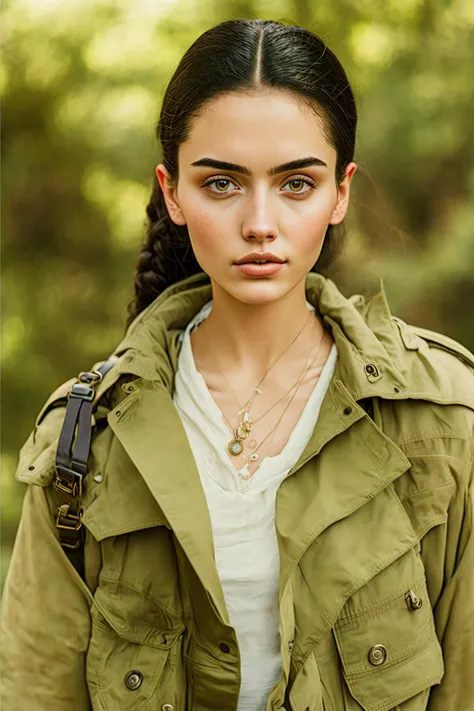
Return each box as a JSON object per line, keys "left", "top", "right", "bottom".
{"left": 173, "top": 300, "right": 338, "bottom": 709}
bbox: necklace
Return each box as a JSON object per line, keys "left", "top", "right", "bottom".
{"left": 220, "top": 308, "right": 312, "bottom": 412}
{"left": 234, "top": 328, "right": 326, "bottom": 479}
{"left": 201, "top": 309, "right": 314, "bottom": 456}
{"left": 219, "top": 329, "right": 320, "bottom": 440}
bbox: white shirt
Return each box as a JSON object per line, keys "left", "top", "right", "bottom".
{"left": 173, "top": 300, "right": 338, "bottom": 709}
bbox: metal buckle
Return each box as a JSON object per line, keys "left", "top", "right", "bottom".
{"left": 56, "top": 505, "right": 83, "bottom": 550}
{"left": 56, "top": 504, "right": 82, "bottom": 530}
{"left": 78, "top": 370, "right": 103, "bottom": 385}
{"left": 68, "top": 382, "right": 95, "bottom": 402}
{"left": 55, "top": 464, "right": 83, "bottom": 498}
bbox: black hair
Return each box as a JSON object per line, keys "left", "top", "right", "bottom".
{"left": 126, "top": 18, "right": 357, "bottom": 328}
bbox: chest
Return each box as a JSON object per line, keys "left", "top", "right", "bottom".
{"left": 195, "top": 336, "right": 335, "bottom": 479}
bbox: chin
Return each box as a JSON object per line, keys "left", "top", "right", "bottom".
{"left": 223, "top": 279, "right": 293, "bottom": 306}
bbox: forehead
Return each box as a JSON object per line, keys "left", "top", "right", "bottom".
{"left": 179, "top": 89, "right": 336, "bottom": 169}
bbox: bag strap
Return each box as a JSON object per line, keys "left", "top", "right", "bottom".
{"left": 53, "top": 355, "right": 118, "bottom": 576}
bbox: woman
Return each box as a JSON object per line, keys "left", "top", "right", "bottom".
{"left": 1, "top": 18, "right": 473, "bottom": 711}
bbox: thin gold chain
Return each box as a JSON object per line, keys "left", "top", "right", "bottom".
{"left": 202, "top": 308, "right": 313, "bottom": 417}
{"left": 220, "top": 325, "right": 322, "bottom": 432}
{"left": 237, "top": 328, "right": 327, "bottom": 479}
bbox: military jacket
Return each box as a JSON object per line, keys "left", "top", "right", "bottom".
{"left": 2, "top": 271, "right": 474, "bottom": 711}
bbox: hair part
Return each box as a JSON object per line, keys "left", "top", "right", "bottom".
{"left": 126, "top": 18, "right": 357, "bottom": 329}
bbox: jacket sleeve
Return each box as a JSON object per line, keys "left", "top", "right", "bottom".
{"left": 1, "top": 395, "right": 94, "bottom": 711}
{"left": 427, "top": 451, "right": 474, "bottom": 710}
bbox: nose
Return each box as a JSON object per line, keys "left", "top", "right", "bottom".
{"left": 241, "top": 191, "right": 278, "bottom": 243}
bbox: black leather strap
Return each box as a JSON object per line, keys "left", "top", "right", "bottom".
{"left": 53, "top": 355, "right": 118, "bottom": 575}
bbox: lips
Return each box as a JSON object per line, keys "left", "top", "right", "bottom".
{"left": 234, "top": 252, "right": 286, "bottom": 265}
{"left": 234, "top": 262, "right": 285, "bottom": 277}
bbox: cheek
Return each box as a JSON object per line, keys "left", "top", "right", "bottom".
{"left": 292, "top": 213, "right": 329, "bottom": 257}
{"left": 185, "top": 210, "right": 224, "bottom": 262}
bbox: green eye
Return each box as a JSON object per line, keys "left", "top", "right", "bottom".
{"left": 288, "top": 179, "right": 305, "bottom": 192}
{"left": 202, "top": 177, "right": 236, "bottom": 193}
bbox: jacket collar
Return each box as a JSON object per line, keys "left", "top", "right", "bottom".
{"left": 105, "top": 270, "right": 411, "bottom": 403}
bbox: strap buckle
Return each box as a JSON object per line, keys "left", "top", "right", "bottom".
{"left": 55, "top": 464, "right": 83, "bottom": 498}
{"left": 78, "top": 370, "right": 104, "bottom": 385}
{"left": 55, "top": 505, "right": 83, "bottom": 549}
{"left": 68, "top": 382, "right": 95, "bottom": 402}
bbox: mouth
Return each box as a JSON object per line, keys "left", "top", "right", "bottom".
{"left": 233, "top": 261, "right": 286, "bottom": 277}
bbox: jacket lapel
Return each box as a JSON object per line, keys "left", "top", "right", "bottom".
{"left": 103, "top": 379, "right": 231, "bottom": 627}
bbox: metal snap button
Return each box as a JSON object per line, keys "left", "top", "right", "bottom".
{"left": 162, "top": 705, "right": 174, "bottom": 711}
{"left": 219, "top": 642, "right": 230, "bottom": 653}
{"left": 368, "top": 644, "right": 387, "bottom": 666}
{"left": 124, "top": 670, "right": 143, "bottom": 690}
{"left": 365, "top": 363, "right": 379, "bottom": 377}
{"left": 93, "top": 473, "right": 103, "bottom": 483}
{"left": 288, "top": 640, "right": 294, "bottom": 652}
{"left": 406, "top": 589, "right": 423, "bottom": 610}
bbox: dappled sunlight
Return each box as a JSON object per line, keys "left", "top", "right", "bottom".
{"left": 2, "top": 0, "right": 473, "bottom": 586}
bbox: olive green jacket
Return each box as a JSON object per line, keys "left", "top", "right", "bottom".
{"left": 2, "top": 271, "right": 474, "bottom": 711}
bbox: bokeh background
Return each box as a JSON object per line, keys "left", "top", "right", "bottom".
{"left": 2, "top": 0, "right": 474, "bottom": 586}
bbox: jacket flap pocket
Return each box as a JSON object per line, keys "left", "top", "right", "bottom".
{"left": 88, "top": 582, "right": 185, "bottom": 708}
{"left": 334, "top": 578, "right": 444, "bottom": 711}
{"left": 93, "top": 577, "right": 185, "bottom": 648}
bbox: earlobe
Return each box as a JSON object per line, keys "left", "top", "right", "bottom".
{"left": 155, "top": 164, "right": 187, "bottom": 226}
{"left": 328, "top": 191, "right": 349, "bottom": 225}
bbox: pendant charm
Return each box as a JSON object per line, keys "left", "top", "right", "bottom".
{"left": 255, "top": 387, "right": 262, "bottom": 395}
{"left": 248, "top": 438, "right": 257, "bottom": 449}
{"left": 242, "top": 410, "right": 252, "bottom": 432}
{"left": 249, "top": 453, "right": 259, "bottom": 462}
{"left": 228, "top": 438, "right": 244, "bottom": 456}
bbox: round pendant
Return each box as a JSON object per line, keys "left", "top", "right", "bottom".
{"left": 248, "top": 439, "right": 257, "bottom": 449}
{"left": 249, "top": 453, "right": 259, "bottom": 462}
{"left": 228, "top": 438, "right": 244, "bottom": 456}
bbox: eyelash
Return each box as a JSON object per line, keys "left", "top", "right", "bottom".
{"left": 201, "top": 174, "right": 318, "bottom": 198}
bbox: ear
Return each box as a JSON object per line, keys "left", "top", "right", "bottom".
{"left": 155, "top": 164, "right": 187, "bottom": 226}
{"left": 328, "top": 161, "right": 358, "bottom": 226}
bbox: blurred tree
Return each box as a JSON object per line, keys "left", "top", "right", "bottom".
{"left": 2, "top": 0, "right": 473, "bottom": 583}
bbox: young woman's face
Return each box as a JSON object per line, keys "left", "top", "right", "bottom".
{"left": 157, "top": 89, "right": 357, "bottom": 306}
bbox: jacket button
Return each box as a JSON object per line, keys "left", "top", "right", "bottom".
{"left": 124, "top": 670, "right": 143, "bottom": 690}
{"left": 162, "top": 706, "right": 174, "bottom": 711}
{"left": 343, "top": 407, "right": 352, "bottom": 416}
{"left": 219, "top": 642, "right": 230, "bottom": 653}
{"left": 406, "top": 589, "right": 423, "bottom": 610}
{"left": 288, "top": 640, "right": 294, "bottom": 652}
{"left": 368, "top": 644, "right": 387, "bottom": 666}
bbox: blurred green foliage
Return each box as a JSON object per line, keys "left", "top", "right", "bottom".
{"left": 2, "top": 0, "right": 474, "bottom": 584}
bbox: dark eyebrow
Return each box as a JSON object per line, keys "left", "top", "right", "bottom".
{"left": 190, "top": 156, "right": 327, "bottom": 176}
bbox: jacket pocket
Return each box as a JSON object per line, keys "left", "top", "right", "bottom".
{"left": 86, "top": 586, "right": 186, "bottom": 710}
{"left": 333, "top": 577, "right": 444, "bottom": 711}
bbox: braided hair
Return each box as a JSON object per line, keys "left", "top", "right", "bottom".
{"left": 126, "top": 18, "right": 357, "bottom": 329}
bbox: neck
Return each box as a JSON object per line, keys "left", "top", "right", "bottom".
{"left": 190, "top": 277, "right": 327, "bottom": 381}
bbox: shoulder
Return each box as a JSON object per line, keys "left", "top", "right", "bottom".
{"left": 15, "top": 355, "right": 125, "bottom": 488}
{"left": 391, "top": 315, "right": 474, "bottom": 413}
